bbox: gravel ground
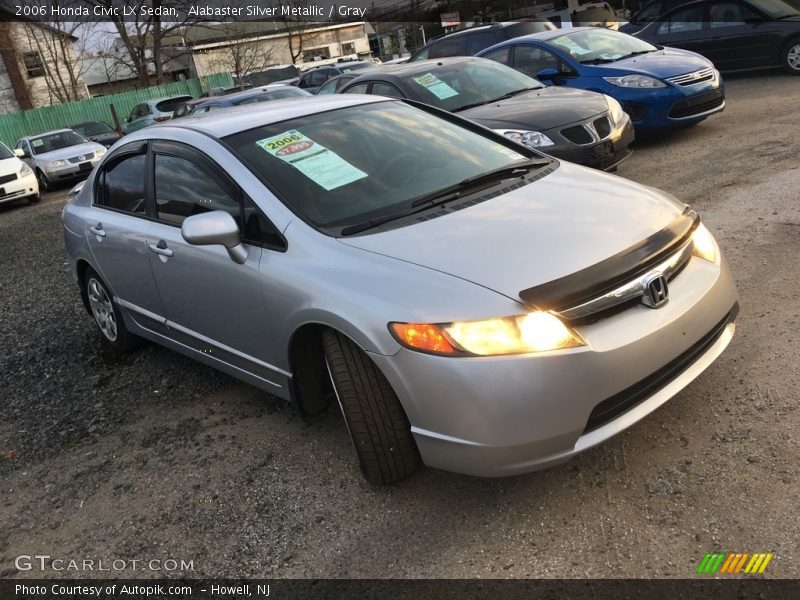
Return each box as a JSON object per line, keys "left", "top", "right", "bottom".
{"left": 1, "top": 71, "right": 799, "bottom": 579}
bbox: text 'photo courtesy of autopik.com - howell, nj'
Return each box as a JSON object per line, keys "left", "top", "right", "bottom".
{"left": 1, "top": 0, "right": 799, "bottom": 597}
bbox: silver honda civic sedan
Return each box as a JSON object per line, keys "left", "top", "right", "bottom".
{"left": 62, "top": 95, "right": 738, "bottom": 484}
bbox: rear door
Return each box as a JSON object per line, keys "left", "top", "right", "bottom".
{"left": 649, "top": 3, "right": 710, "bottom": 54}
{"left": 701, "top": 1, "right": 778, "bottom": 68}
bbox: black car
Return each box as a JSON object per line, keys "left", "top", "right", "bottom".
{"left": 338, "top": 57, "right": 635, "bottom": 171}
{"left": 409, "top": 21, "right": 557, "bottom": 62}
{"left": 297, "top": 61, "right": 376, "bottom": 93}
{"left": 68, "top": 121, "right": 121, "bottom": 147}
{"left": 620, "top": 0, "right": 696, "bottom": 33}
{"left": 632, "top": 0, "right": 800, "bottom": 73}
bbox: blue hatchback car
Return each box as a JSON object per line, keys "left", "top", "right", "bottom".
{"left": 477, "top": 27, "right": 725, "bottom": 130}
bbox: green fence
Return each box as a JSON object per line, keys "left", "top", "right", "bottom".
{"left": 0, "top": 72, "right": 233, "bottom": 148}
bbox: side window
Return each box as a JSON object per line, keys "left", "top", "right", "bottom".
{"left": 466, "top": 31, "right": 499, "bottom": 55}
{"left": 343, "top": 82, "right": 369, "bottom": 94}
{"left": 709, "top": 2, "right": 752, "bottom": 27}
{"left": 636, "top": 1, "right": 664, "bottom": 22}
{"left": 98, "top": 153, "right": 147, "bottom": 214}
{"left": 370, "top": 82, "right": 404, "bottom": 98}
{"left": 317, "top": 79, "right": 339, "bottom": 94}
{"left": 482, "top": 47, "right": 510, "bottom": 65}
{"left": 153, "top": 154, "right": 239, "bottom": 225}
{"left": 309, "top": 70, "right": 330, "bottom": 86}
{"left": 428, "top": 36, "right": 468, "bottom": 59}
{"left": 242, "top": 197, "right": 285, "bottom": 249}
{"left": 658, "top": 6, "right": 705, "bottom": 33}
{"left": 513, "top": 45, "right": 561, "bottom": 77}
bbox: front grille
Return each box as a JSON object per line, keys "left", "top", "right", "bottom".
{"left": 0, "top": 172, "right": 18, "bottom": 185}
{"left": 666, "top": 68, "right": 715, "bottom": 86}
{"left": 582, "top": 303, "right": 739, "bottom": 434}
{"left": 593, "top": 116, "right": 611, "bottom": 139}
{"left": 68, "top": 153, "right": 94, "bottom": 164}
{"left": 561, "top": 125, "right": 593, "bottom": 145}
{"left": 669, "top": 90, "right": 724, "bottom": 119}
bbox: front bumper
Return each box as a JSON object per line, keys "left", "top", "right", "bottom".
{"left": 544, "top": 116, "right": 634, "bottom": 171}
{"left": 43, "top": 158, "right": 101, "bottom": 181}
{"left": 0, "top": 171, "right": 39, "bottom": 205}
{"left": 370, "top": 254, "right": 738, "bottom": 477}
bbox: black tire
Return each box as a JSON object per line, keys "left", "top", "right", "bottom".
{"left": 782, "top": 38, "right": 800, "bottom": 75}
{"left": 322, "top": 329, "right": 421, "bottom": 485}
{"left": 83, "top": 267, "right": 138, "bottom": 352}
{"left": 27, "top": 193, "right": 41, "bottom": 204}
{"left": 35, "top": 169, "right": 50, "bottom": 192}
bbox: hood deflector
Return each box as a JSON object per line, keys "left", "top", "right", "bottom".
{"left": 519, "top": 207, "right": 700, "bottom": 311}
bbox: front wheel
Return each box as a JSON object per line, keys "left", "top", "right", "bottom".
{"left": 322, "top": 330, "right": 421, "bottom": 485}
{"left": 35, "top": 169, "right": 50, "bottom": 192}
{"left": 782, "top": 39, "right": 800, "bottom": 74}
{"left": 84, "top": 267, "right": 138, "bottom": 352}
{"left": 27, "top": 193, "right": 41, "bottom": 204}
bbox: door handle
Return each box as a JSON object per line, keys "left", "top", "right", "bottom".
{"left": 148, "top": 240, "right": 174, "bottom": 257}
{"left": 89, "top": 223, "right": 106, "bottom": 237}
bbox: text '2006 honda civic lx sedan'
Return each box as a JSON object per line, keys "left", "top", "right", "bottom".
{"left": 62, "top": 96, "right": 738, "bottom": 485}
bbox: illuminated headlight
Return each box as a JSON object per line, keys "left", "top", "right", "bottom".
{"left": 692, "top": 223, "right": 718, "bottom": 263}
{"left": 19, "top": 163, "right": 32, "bottom": 177}
{"left": 390, "top": 312, "right": 585, "bottom": 357}
{"left": 603, "top": 74, "right": 666, "bottom": 88}
{"left": 605, "top": 95, "right": 628, "bottom": 126}
{"left": 494, "top": 129, "right": 555, "bottom": 148}
{"left": 94, "top": 148, "right": 107, "bottom": 158}
{"left": 49, "top": 159, "right": 67, "bottom": 167}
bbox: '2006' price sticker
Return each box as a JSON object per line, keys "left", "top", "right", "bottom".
{"left": 256, "top": 130, "right": 367, "bottom": 191}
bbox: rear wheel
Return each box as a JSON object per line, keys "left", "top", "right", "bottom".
{"left": 84, "top": 267, "right": 138, "bottom": 352}
{"left": 322, "top": 329, "right": 421, "bottom": 485}
{"left": 782, "top": 39, "right": 800, "bottom": 74}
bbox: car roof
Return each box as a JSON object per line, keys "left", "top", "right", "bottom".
{"left": 149, "top": 95, "right": 389, "bottom": 139}
{"left": 346, "top": 56, "right": 486, "bottom": 82}
{"left": 144, "top": 95, "right": 194, "bottom": 104}
{"left": 193, "top": 85, "right": 302, "bottom": 108}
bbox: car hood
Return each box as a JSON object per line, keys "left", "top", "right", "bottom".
{"left": 0, "top": 156, "right": 22, "bottom": 176}
{"left": 33, "top": 142, "right": 104, "bottom": 161}
{"left": 583, "top": 47, "right": 713, "bottom": 78}
{"left": 338, "top": 162, "right": 685, "bottom": 304}
{"left": 459, "top": 86, "right": 609, "bottom": 130}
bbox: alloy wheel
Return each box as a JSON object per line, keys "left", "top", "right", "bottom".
{"left": 87, "top": 277, "right": 118, "bottom": 342}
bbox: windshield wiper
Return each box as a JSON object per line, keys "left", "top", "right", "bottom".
{"left": 339, "top": 158, "right": 550, "bottom": 236}
{"left": 581, "top": 50, "right": 653, "bottom": 65}
{"left": 453, "top": 87, "right": 542, "bottom": 112}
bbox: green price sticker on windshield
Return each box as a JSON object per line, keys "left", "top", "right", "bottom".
{"left": 256, "top": 130, "right": 367, "bottom": 191}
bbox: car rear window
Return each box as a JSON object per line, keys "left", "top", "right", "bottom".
{"left": 156, "top": 97, "right": 193, "bottom": 113}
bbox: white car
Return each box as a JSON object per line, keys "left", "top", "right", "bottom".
{"left": 0, "top": 141, "right": 39, "bottom": 206}
{"left": 15, "top": 129, "right": 106, "bottom": 192}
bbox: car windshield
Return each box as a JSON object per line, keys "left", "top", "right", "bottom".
{"left": 549, "top": 29, "right": 658, "bottom": 64}
{"left": 400, "top": 60, "right": 544, "bottom": 112}
{"left": 0, "top": 143, "right": 14, "bottom": 159}
{"left": 71, "top": 122, "right": 114, "bottom": 136}
{"left": 155, "top": 97, "right": 193, "bottom": 112}
{"left": 225, "top": 101, "right": 543, "bottom": 231}
{"left": 29, "top": 131, "right": 89, "bottom": 154}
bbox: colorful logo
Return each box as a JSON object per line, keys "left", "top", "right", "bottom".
{"left": 696, "top": 552, "right": 773, "bottom": 574}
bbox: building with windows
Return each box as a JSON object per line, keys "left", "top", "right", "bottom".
{"left": 0, "top": 8, "right": 89, "bottom": 114}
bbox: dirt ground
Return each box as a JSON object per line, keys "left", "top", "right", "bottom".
{"left": 1, "top": 71, "right": 799, "bottom": 579}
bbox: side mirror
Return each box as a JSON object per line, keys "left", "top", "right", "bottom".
{"left": 536, "top": 67, "right": 560, "bottom": 81}
{"left": 15, "top": 148, "right": 29, "bottom": 158}
{"left": 181, "top": 210, "right": 248, "bottom": 264}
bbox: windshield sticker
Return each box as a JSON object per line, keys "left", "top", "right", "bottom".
{"left": 256, "top": 130, "right": 367, "bottom": 191}
{"left": 411, "top": 73, "right": 459, "bottom": 100}
{"left": 31, "top": 139, "right": 43, "bottom": 147}
{"left": 491, "top": 143, "right": 526, "bottom": 161}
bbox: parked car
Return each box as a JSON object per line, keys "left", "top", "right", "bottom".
{"left": 176, "top": 85, "right": 312, "bottom": 117}
{"left": 619, "top": 0, "right": 696, "bottom": 33}
{"left": 199, "top": 85, "right": 253, "bottom": 98}
{"left": 339, "top": 57, "right": 634, "bottom": 171}
{"left": 408, "top": 21, "right": 557, "bottom": 62}
{"left": 0, "top": 141, "right": 39, "bottom": 206}
{"left": 538, "top": 1, "right": 622, "bottom": 29}
{"left": 316, "top": 73, "right": 365, "bottom": 95}
{"left": 69, "top": 121, "right": 122, "bottom": 147}
{"left": 16, "top": 129, "right": 106, "bottom": 191}
{"left": 62, "top": 95, "right": 738, "bottom": 484}
{"left": 122, "top": 95, "right": 194, "bottom": 133}
{"left": 630, "top": 0, "right": 800, "bottom": 73}
{"left": 297, "top": 61, "right": 376, "bottom": 93}
{"left": 478, "top": 27, "right": 725, "bottom": 129}
{"left": 171, "top": 98, "right": 209, "bottom": 119}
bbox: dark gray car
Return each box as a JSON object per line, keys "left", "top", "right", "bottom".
{"left": 339, "top": 57, "right": 635, "bottom": 171}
